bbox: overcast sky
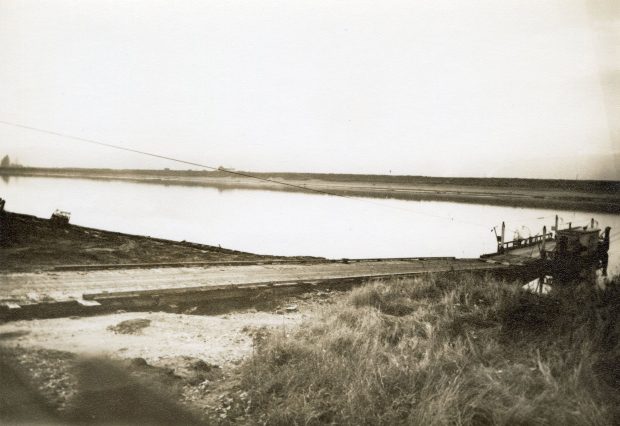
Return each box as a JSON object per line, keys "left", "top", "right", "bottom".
{"left": 0, "top": 0, "right": 618, "bottom": 179}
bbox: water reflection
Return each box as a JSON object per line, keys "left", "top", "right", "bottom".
{"left": 1, "top": 176, "right": 618, "bottom": 274}
{"left": 523, "top": 262, "right": 612, "bottom": 295}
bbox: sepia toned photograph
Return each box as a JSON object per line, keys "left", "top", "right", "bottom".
{"left": 1, "top": 1, "right": 619, "bottom": 424}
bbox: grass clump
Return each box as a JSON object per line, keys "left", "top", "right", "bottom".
{"left": 227, "top": 273, "right": 620, "bottom": 425}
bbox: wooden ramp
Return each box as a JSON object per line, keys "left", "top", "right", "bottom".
{"left": 0, "top": 258, "right": 512, "bottom": 319}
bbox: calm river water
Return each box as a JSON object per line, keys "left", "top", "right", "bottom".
{"left": 2, "top": 176, "right": 619, "bottom": 274}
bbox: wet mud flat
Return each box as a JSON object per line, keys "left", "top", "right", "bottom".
{"left": 0, "top": 211, "right": 318, "bottom": 273}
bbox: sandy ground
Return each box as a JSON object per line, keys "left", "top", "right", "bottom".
{"left": 0, "top": 295, "right": 334, "bottom": 423}
{"left": 0, "top": 309, "right": 309, "bottom": 368}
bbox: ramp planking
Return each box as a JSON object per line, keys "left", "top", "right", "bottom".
{"left": 1, "top": 258, "right": 504, "bottom": 308}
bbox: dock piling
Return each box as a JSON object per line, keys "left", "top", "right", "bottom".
{"left": 499, "top": 221, "right": 505, "bottom": 253}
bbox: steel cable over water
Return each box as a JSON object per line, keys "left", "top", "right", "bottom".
{"left": 0, "top": 119, "right": 609, "bottom": 236}
{"left": 0, "top": 120, "right": 498, "bottom": 229}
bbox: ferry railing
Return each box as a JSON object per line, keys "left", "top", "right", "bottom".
{"left": 497, "top": 233, "right": 554, "bottom": 253}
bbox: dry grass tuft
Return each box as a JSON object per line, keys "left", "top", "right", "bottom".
{"left": 219, "top": 273, "right": 620, "bottom": 425}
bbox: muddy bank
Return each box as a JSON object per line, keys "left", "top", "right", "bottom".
{"left": 0, "top": 211, "right": 320, "bottom": 272}
{"left": 3, "top": 167, "right": 619, "bottom": 213}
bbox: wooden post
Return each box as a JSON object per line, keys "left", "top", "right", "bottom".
{"left": 591, "top": 218, "right": 595, "bottom": 229}
{"left": 500, "top": 221, "right": 505, "bottom": 253}
{"left": 569, "top": 222, "right": 572, "bottom": 230}
{"left": 554, "top": 215, "right": 559, "bottom": 236}
{"left": 541, "top": 225, "right": 546, "bottom": 253}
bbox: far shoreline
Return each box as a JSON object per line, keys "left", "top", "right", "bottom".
{"left": 2, "top": 166, "right": 619, "bottom": 214}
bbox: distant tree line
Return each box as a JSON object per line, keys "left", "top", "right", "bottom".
{"left": 0, "top": 155, "right": 23, "bottom": 168}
